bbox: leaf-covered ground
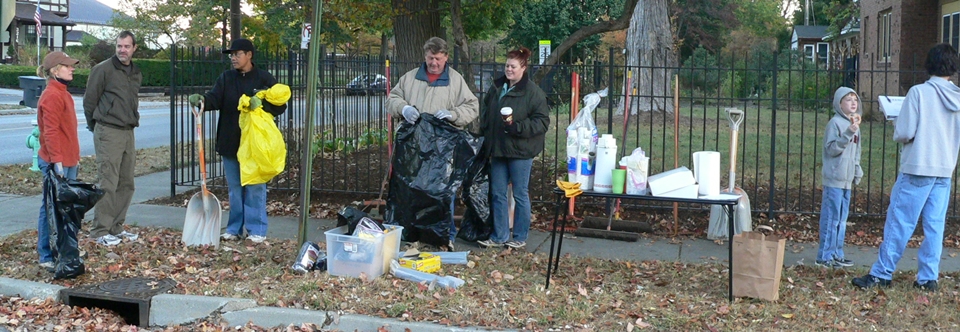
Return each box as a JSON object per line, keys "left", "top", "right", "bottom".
{"left": 4, "top": 226, "right": 960, "bottom": 331}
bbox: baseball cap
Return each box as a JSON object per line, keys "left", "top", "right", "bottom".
{"left": 223, "top": 38, "right": 255, "bottom": 54}
{"left": 42, "top": 52, "right": 80, "bottom": 72}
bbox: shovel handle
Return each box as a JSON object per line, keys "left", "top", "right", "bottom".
{"left": 192, "top": 100, "right": 209, "bottom": 194}
{"left": 725, "top": 108, "right": 743, "bottom": 192}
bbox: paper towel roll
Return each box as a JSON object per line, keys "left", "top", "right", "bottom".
{"left": 693, "top": 151, "right": 721, "bottom": 196}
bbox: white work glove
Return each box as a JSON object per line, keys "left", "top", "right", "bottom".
{"left": 54, "top": 162, "right": 64, "bottom": 176}
{"left": 401, "top": 105, "right": 419, "bottom": 124}
{"left": 435, "top": 109, "right": 452, "bottom": 121}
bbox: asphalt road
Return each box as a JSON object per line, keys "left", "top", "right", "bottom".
{"left": 0, "top": 88, "right": 388, "bottom": 165}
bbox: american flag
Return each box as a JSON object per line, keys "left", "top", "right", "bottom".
{"left": 34, "top": 6, "right": 41, "bottom": 36}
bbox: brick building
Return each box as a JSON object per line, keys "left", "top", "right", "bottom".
{"left": 858, "top": 0, "right": 960, "bottom": 109}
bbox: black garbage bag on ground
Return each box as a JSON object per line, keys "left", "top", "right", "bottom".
{"left": 385, "top": 114, "right": 483, "bottom": 247}
{"left": 457, "top": 154, "right": 493, "bottom": 242}
{"left": 337, "top": 206, "right": 370, "bottom": 235}
{"left": 44, "top": 168, "right": 103, "bottom": 279}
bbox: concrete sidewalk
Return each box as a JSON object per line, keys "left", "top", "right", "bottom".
{"left": 2, "top": 170, "right": 960, "bottom": 330}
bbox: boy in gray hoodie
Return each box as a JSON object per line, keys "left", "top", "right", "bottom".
{"left": 853, "top": 44, "right": 960, "bottom": 291}
{"left": 817, "top": 87, "right": 862, "bottom": 268}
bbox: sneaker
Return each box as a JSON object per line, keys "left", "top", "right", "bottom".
{"left": 477, "top": 239, "right": 504, "bottom": 248}
{"left": 834, "top": 258, "right": 854, "bottom": 267}
{"left": 221, "top": 233, "right": 241, "bottom": 241}
{"left": 852, "top": 274, "right": 891, "bottom": 289}
{"left": 95, "top": 234, "right": 121, "bottom": 246}
{"left": 815, "top": 259, "right": 842, "bottom": 268}
{"left": 445, "top": 241, "right": 456, "bottom": 252}
{"left": 505, "top": 241, "right": 526, "bottom": 249}
{"left": 247, "top": 235, "right": 266, "bottom": 243}
{"left": 914, "top": 280, "right": 939, "bottom": 291}
{"left": 38, "top": 261, "right": 55, "bottom": 270}
{"left": 118, "top": 230, "right": 138, "bottom": 241}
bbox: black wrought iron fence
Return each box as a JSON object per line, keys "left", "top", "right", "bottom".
{"left": 170, "top": 45, "right": 957, "bottom": 219}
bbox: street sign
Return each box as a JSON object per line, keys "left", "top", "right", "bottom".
{"left": 301, "top": 23, "right": 312, "bottom": 49}
{"left": 538, "top": 40, "right": 551, "bottom": 65}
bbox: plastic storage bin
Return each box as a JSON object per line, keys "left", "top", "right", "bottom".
{"left": 324, "top": 225, "right": 403, "bottom": 279}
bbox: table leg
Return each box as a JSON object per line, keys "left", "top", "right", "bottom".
{"left": 727, "top": 204, "right": 735, "bottom": 302}
{"left": 546, "top": 193, "right": 566, "bottom": 289}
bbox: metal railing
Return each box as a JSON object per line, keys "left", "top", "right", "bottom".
{"left": 170, "top": 45, "right": 951, "bottom": 219}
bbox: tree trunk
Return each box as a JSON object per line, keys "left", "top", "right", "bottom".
{"left": 450, "top": 0, "right": 476, "bottom": 92}
{"left": 391, "top": 0, "right": 442, "bottom": 71}
{"left": 622, "top": 0, "right": 676, "bottom": 114}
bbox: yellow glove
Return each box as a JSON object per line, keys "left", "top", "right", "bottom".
{"left": 556, "top": 180, "right": 583, "bottom": 198}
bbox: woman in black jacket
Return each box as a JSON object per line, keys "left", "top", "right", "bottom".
{"left": 477, "top": 47, "right": 550, "bottom": 249}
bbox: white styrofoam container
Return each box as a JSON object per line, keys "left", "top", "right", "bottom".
{"left": 656, "top": 184, "right": 699, "bottom": 199}
{"left": 647, "top": 166, "right": 696, "bottom": 196}
{"left": 324, "top": 225, "right": 403, "bottom": 280}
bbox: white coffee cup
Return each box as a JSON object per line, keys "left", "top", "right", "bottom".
{"left": 500, "top": 107, "right": 513, "bottom": 123}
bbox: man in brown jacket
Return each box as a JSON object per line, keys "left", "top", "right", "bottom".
{"left": 83, "top": 31, "right": 142, "bottom": 246}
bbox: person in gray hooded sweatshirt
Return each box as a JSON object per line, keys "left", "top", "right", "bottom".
{"left": 816, "top": 86, "right": 862, "bottom": 268}
{"left": 852, "top": 43, "right": 960, "bottom": 291}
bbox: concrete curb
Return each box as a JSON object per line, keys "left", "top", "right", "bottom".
{"left": 150, "top": 294, "right": 257, "bottom": 326}
{"left": 220, "top": 306, "right": 508, "bottom": 331}
{"left": 0, "top": 277, "right": 64, "bottom": 300}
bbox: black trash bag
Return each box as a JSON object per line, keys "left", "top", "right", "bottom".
{"left": 385, "top": 113, "right": 483, "bottom": 247}
{"left": 457, "top": 155, "right": 493, "bottom": 242}
{"left": 44, "top": 167, "right": 104, "bottom": 279}
{"left": 337, "top": 206, "right": 370, "bottom": 235}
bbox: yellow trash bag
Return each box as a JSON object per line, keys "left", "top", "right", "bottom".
{"left": 237, "top": 84, "right": 291, "bottom": 186}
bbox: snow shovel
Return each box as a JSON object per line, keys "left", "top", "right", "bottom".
{"left": 707, "top": 108, "right": 752, "bottom": 240}
{"left": 184, "top": 101, "right": 222, "bottom": 248}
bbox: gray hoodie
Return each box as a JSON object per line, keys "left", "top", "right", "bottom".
{"left": 894, "top": 76, "right": 960, "bottom": 177}
{"left": 822, "top": 87, "right": 863, "bottom": 189}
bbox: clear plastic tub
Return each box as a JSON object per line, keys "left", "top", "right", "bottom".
{"left": 324, "top": 225, "right": 403, "bottom": 279}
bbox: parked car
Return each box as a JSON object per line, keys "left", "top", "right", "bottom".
{"left": 345, "top": 74, "right": 387, "bottom": 96}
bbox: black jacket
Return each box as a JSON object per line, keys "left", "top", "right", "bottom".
{"left": 480, "top": 73, "right": 550, "bottom": 159}
{"left": 202, "top": 65, "right": 287, "bottom": 157}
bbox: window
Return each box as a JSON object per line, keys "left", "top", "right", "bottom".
{"left": 817, "top": 42, "right": 829, "bottom": 66}
{"left": 943, "top": 12, "right": 960, "bottom": 51}
{"left": 804, "top": 44, "right": 814, "bottom": 62}
{"left": 878, "top": 10, "right": 892, "bottom": 63}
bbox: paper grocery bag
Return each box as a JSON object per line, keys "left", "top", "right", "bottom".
{"left": 732, "top": 226, "right": 785, "bottom": 301}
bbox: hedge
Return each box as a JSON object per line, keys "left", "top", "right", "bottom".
{"left": 0, "top": 59, "right": 171, "bottom": 88}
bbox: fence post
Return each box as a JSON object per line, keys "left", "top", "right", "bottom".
{"left": 607, "top": 47, "right": 615, "bottom": 134}
{"left": 768, "top": 51, "right": 779, "bottom": 221}
{"left": 169, "top": 45, "right": 178, "bottom": 199}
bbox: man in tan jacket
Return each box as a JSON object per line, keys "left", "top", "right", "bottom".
{"left": 384, "top": 37, "right": 479, "bottom": 250}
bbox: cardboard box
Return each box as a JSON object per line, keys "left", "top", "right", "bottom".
{"left": 325, "top": 225, "right": 403, "bottom": 280}
{"left": 398, "top": 252, "right": 441, "bottom": 273}
{"left": 647, "top": 166, "right": 696, "bottom": 196}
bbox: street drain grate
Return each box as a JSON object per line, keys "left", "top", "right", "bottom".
{"left": 60, "top": 277, "right": 177, "bottom": 326}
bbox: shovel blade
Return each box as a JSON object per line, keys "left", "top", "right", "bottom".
{"left": 707, "top": 188, "right": 752, "bottom": 240}
{"left": 201, "top": 192, "right": 222, "bottom": 248}
{"left": 184, "top": 192, "right": 205, "bottom": 246}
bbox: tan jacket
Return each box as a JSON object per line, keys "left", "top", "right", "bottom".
{"left": 384, "top": 64, "right": 479, "bottom": 128}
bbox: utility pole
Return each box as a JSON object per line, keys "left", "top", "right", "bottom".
{"left": 230, "top": 0, "right": 240, "bottom": 40}
{"left": 804, "top": 0, "right": 810, "bottom": 26}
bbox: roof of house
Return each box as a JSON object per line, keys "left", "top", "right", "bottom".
{"left": 15, "top": 4, "right": 75, "bottom": 26}
{"left": 66, "top": 30, "right": 99, "bottom": 42}
{"left": 69, "top": 0, "right": 123, "bottom": 25}
{"left": 793, "top": 25, "right": 829, "bottom": 39}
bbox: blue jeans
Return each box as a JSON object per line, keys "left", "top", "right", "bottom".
{"left": 869, "top": 174, "right": 950, "bottom": 282}
{"left": 222, "top": 156, "right": 268, "bottom": 237}
{"left": 489, "top": 157, "right": 533, "bottom": 243}
{"left": 37, "top": 157, "right": 78, "bottom": 263}
{"left": 817, "top": 186, "right": 849, "bottom": 262}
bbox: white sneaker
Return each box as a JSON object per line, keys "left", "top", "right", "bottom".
{"left": 247, "top": 235, "right": 266, "bottom": 243}
{"left": 96, "top": 234, "right": 121, "bottom": 246}
{"left": 221, "top": 233, "right": 241, "bottom": 241}
{"left": 118, "top": 230, "right": 138, "bottom": 241}
{"left": 39, "top": 261, "right": 55, "bottom": 270}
